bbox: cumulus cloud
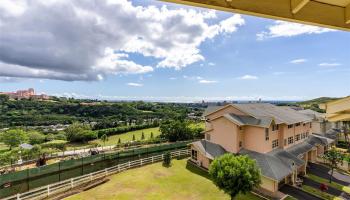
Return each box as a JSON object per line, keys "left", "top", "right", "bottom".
{"left": 290, "top": 59, "right": 307, "bottom": 64}
{"left": 0, "top": 0, "right": 245, "bottom": 81}
{"left": 127, "top": 82, "right": 143, "bottom": 87}
{"left": 257, "top": 21, "right": 334, "bottom": 40}
{"left": 238, "top": 75, "right": 259, "bottom": 80}
{"left": 199, "top": 79, "right": 217, "bottom": 84}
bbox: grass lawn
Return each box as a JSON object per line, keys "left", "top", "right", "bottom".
{"left": 307, "top": 174, "right": 350, "bottom": 194}
{"left": 65, "top": 159, "right": 263, "bottom": 200}
{"left": 302, "top": 185, "right": 342, "bottom": 200}
{"left": 92, "top": 127, "right": 161, "bottom": 146}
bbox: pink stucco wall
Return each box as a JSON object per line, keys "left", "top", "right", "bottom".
{"left": 207, "top": 117, "right": 240, "bottom": 153}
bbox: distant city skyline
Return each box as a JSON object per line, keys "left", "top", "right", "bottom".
{"left": 0, "top": 0, "right": 349, "bottom": 102}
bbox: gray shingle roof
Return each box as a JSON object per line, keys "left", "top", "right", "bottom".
{"left": 233, "top": 103, "right": 313, "bottom": 125}
{"left": 286, "top": 141, "right": 314, "bottom": 157}
{"left": 224, "top": 113, "right": 272, "bottom": 128}
{"left": 191, "top": 140, "right": 227, "bottom": 160}
{"left": 240, "top": 148, "right": 304, "bottom": 181}
{"left": 308, "top": 134, "right": 334, "bottom": 146}
{"left": 203, "top": 106, "right": 224, "bottom": 117}
{"left": 324, "top": 129, "right": 341, "bottom": 140}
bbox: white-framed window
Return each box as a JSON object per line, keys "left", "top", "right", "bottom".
{"left": 295, "top": 134, "right": 300, "bottom": 141}
{"left": 272, "top": 139, "right": 279, "bottom": 149}
{"left": 288, "top": 136, "right": 294, "bottom": 144}
{"left": 191, "top": 149, "right": 198, "bottom": 161}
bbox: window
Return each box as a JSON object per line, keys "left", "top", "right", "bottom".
{"left": 306, "top": 132, "right": 309, "bottom": 137}
{"left": 303, "top": 123, "right": 306, "bottom": 126}
{"left": 239, "top": 141, "right": 242, "bottom": 148}
{"left": 288, "top": 124, "right": 293, "bottom": 129}
{"left": 272, "top": 124, "right": 279, "bottom": 131}
{"left": 295, "top": 134, "right": 301, "bottom": 141}
{"left": 301, "top": 133, "right": 305, "bottom": 139}
{"left": 295, "top": 123, "right": 301, "bottom": 127}
{"left": 272, "top": 139, "right": 279, "bottom": 148}
{"left": 191, "top": 149, "right": 198, "bottom": 161}
{"left": 206, "top": 133, "right": 211, "bottom": 141}
{"left": 265, "top": 128, "right": 269, "bottom": 141}
{"left": 288, "top": 136, "right": 294, "bottom": 144}
{"left": 239, "top": 126, "right": 243, "bottom": 131}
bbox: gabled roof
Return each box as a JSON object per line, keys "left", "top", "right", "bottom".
{"left": 223, "top": 113, "right": 272, "bottom": 128}
{"left": 240, "top": 148, "right": 304, "bottom": 181}
{"left": 190, "top": 140, "right": 227, "bottom": 160}
{"left": 204, "top": 103, "right": 313, "bottom": 125}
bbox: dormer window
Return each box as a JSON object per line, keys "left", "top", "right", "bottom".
{"left": 288, "top": 124, "right": 293, "bottom": 129}
{"left": 295, "top": 123, "right": 301, "bottom": 127}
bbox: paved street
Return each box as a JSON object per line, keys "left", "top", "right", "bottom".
{"left": 280, "top": 185, "right": 322, "bottom": 200}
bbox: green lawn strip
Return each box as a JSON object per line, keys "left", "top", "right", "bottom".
{"left": 307, "top": 174, "right": 350, "bottom": 194}
{"left": 284, "top": 196, "right": 297, "bottom": 200}
{"left": 301, "top": 185, "right": 342, "bottom": 200}
{"left": 0, "top": 143, "right": 8, "bottom": 151}
{"left": 91, "top": 127, "right": 161, "bottom": 146}
{"left": 65, "top": 159, "right": 264, "bottom": 200}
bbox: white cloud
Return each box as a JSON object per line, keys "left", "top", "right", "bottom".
{"left": 0, "top": 0, "right": 245, "bottom": 81}
{"left": 290, "top": 59, "right": 307, "bottom": 64}
{"left": 183, "top": 75, "right": 203, "bottom": 80}
{"left": 199, "top": 79, "right": 217, "bottom": 84}
{"left": 238, "top": 75, "right": 259, "bottom": 80}
{"left": 208, "top": 62, "right": 216, "bottom": 66}
{"left": 257, "top": 21, "right": 334, "bottom": 40}
{"left": 127, "top": 82, "right": 143, "bottom": 87}
{"left": 319, "top": 63, "right": 341, "bottom": 67}
{"left": 169, "top": 77, "right": 177, "bottom": 80}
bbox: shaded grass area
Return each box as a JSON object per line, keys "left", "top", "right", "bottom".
{"left": 307, "top": 174, "right": 350, "bottom": 194}
{"left": 65, "top": 159, "right": 263, "bottom": 200}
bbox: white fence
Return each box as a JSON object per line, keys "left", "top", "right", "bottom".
{"left": 3, "top": 149, "right": 190, "bottom": 200}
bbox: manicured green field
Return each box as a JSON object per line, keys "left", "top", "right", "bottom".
{"left": 65, "top": 159, "right": 263, "bottom": 200}
{"left": 92, "top": 127, "right": 161, "bottom": 146}
{"left": 0, "top": 143, "right": 8, "bottom": 151}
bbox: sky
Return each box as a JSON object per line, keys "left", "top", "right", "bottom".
{"left": 0, "top": 0, "right": 349, "bottom": 102}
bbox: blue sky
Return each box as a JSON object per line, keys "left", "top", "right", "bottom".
{"left": 0, "top": 0, "right": 349, "bottom": 102}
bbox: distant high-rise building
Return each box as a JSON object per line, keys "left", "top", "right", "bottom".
{"left": 0, "top": 88, "right": 49, "bottom": 100}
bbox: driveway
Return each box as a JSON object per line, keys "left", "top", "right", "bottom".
{"left": 308, "top": 163, "right": 350, "bottom": 186}
{"left": 279, "top": 185, "right": 322, "bottom": 200}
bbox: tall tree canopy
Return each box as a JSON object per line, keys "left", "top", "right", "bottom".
{"left": 209, "top": 154, "right": 261, "bottom": 200}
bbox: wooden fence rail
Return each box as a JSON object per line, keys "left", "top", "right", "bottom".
{"left": 3, "top": 149, "right": 190, "bottom": 200}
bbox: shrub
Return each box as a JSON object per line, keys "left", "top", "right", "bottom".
{"left": 41, "top": 140, "right": 67, "bottom": 151}
{"left": 163, "top": 151, "right": 171, "bottom": 167}
{"left": 28, "top": 131, "right": 46, "bottom": 145}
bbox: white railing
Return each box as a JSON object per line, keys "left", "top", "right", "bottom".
{"left": 3, "top": 149, "right": 190, "bottom": 200}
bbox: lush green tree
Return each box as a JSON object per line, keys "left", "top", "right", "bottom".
{"left": 45, "top": 133, "right": 55, "bottom": 142}
{"left": 160, "top": 120, "right": 192, "bottom": 142}
{"left": 118, "top": 138, "right": 121, "bottom": 144}
{"left": 132, "top": 134, "right": 136, "bottom": 141}
{"left": 150, "top": 132, "right": 154, "bottom": 139}
{"left": 141, "top": 132, "right": 145, "bottom": 140}
{"left": 65, "top": 122, "right": 97, "bottom": 143}
{"left": 27, "top": 131, "right": 46, "bottom": 145}
{"left": 163, "top": 151, "right": 171, "bottom": 167}
{"left": 323, "top": 147, "right": 345, "bottom": 183}
{"left": 209, "top": 154, "right": 261, "bottom": 200}
{"left": 101, "top": 134, "right": 109, "bottom": 147}
{"left": 0, "top": 129, "right": 28, "bottom": 149}
{"left": 0, "top": 94, "right": 9, "bottom": 103}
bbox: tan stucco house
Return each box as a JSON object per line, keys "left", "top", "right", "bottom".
{"left": 190, "top": 103, "right": 334, "bottom": 196}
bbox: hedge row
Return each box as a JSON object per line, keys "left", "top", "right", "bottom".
{"left": 95, "top": 123, "right": 159, "bottom": 137}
